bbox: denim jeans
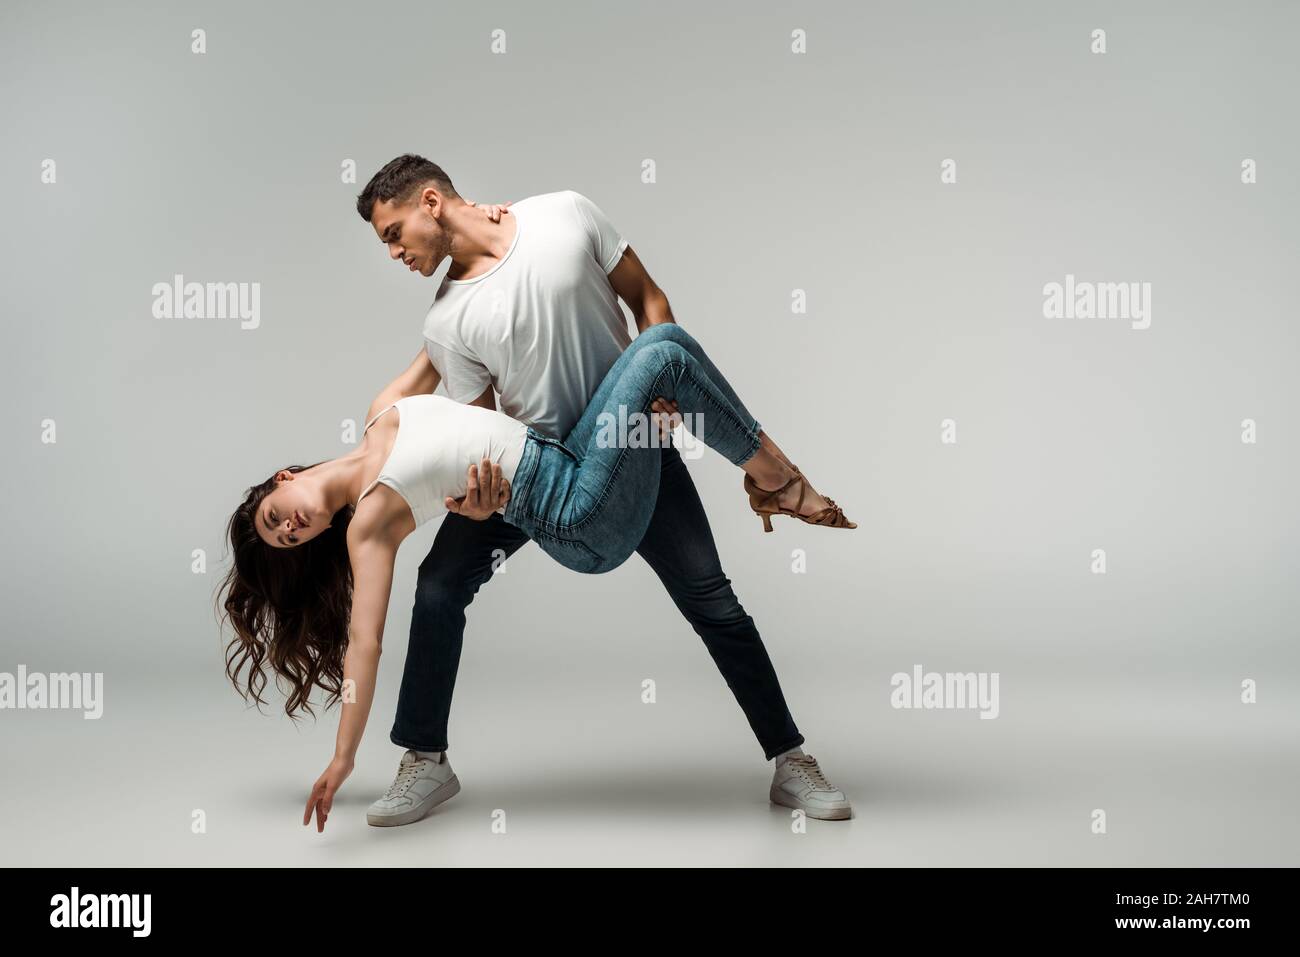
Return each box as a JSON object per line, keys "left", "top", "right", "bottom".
{"left": 503, "top": 323, "right": 764, "bottom": 574}
{"left": 390, "top": 327, "right": 805, "bottom": 760}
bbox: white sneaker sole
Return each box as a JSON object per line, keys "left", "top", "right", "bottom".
{"left": 367, "top": 775, "right": 461, "bottom": 827}
{"left": 769, "top": 785, "right": 853, "bottom": 821}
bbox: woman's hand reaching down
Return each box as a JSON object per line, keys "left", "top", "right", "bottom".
{"left": 303, "top": 755, "right": 354, "bottom": 833}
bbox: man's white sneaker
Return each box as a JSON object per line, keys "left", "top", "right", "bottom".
{"left": 769, "top": 752, "right": 852, "bottom": 821}
{"left": 366, "top": 749, "right": 461, "bottom": 827}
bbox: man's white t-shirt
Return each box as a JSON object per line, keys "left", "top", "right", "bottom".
{"left": 422, "top": 189, "right": 632, "bottom": 440}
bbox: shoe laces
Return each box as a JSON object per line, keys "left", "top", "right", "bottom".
{"left": 788, "top": 754, "right": 834, "bottom": 790}
{"left": 385, "top": 755, "right": 426, "bottom": 798}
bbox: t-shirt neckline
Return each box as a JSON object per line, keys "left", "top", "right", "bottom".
{"left": 446, "top": 207, "right": 522, "bottom": 285}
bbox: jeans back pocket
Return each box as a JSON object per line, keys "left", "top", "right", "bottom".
{"left": 530, "top": 527, "right": 606, "bottom": 574}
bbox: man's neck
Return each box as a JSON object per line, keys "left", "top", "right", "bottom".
{"left": 446, "top": 203, "right": 516, "bottom": 281}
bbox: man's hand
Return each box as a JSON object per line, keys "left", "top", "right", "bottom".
{"left": 467, "top": 199, "right": 513, "bottom": 223}
{"left": 303, "top": 755, "right": 354, "bottom": 833}
{"left": 650, "top": 397, "right": 681, "bottom": 443}
{"left": 446, "top": 458, "right": 511, "bottom": 519}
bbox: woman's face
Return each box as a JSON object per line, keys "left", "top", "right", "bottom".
{"left": 256, "top": 471, "right": 331, "bottom": 549}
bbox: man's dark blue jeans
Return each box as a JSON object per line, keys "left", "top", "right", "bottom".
{"left": 388, "top": 442, "right": 806, "bottom": 761}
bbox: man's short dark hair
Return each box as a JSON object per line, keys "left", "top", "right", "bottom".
{"left": 355, "top": 154, "right": 459, "bottom": 222}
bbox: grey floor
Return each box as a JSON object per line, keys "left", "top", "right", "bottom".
{"left": 4, "top": 597, "right": 1296, "bottom": 867}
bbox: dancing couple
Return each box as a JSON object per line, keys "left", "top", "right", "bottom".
{"left": 218, "top": 155, "right": 856, "bottom": 831}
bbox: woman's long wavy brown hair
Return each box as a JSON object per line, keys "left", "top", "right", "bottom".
{"left": 215, "top": 463, "right": 354, "bottom": 719}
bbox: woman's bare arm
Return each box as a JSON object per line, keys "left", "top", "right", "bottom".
{"left": 302, "top": 521, "right": 399, "bottom": 832}
{"left": 334, "top": 530, "right": 398, "bottom": 758}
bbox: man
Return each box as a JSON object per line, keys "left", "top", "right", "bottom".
{"left": 353, "top": 153, "right": 851, "bottom": 823}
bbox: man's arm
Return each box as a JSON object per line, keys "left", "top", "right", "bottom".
{"left": 466, "top": 384, "right": 497, "bottom": 411}
{"left": 607, "top": 245, "right": 677, "bottom": 333}
{"left": 368, "top": 373, "right": 507, "bottom": 519}
{"left": 365, "top": 347, "right": 441, "bottom": 425}
{"left": 395, "top": 346, "right": 505, "bottom": 520}
{"left": 607, "top": 245, "right": 685, "bottom": 431}
{"left": 445, "top": 386, "right": 512, "bottom": 518}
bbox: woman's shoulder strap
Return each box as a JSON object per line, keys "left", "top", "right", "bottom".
{"left": 363, "top": 400, "right": 399, "bottom": 435}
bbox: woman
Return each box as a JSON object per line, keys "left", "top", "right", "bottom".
{"left": 218, "top": 322, "right": 853, "bottom": 830}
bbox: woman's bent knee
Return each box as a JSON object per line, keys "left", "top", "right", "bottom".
{"left": 641, "top": 322, "right": 692, "bottom": 347}
{"left": 633, "top": 338, "right": 690, "bottom": 374}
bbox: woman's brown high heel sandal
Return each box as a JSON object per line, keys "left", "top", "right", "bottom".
{"left": 744, "top": 467, "right": 856, "bottom": 532}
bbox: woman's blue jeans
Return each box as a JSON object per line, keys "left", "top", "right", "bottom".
{"left": 504, "top": 323, "right": 763, "bottom": 573}
{"left": 393, "top": 323, "right": 804, "bottom": 762}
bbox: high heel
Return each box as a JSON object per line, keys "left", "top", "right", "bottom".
{"left": 744, "top": 468, "right": 856, "bottom": 531}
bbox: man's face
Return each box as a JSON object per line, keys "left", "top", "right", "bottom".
{"left": 370, "top": 187, "right": 451, "bottom": 278}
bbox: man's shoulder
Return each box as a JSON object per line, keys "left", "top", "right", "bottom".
{"left": 516, "top": 189, "right": 589, "bottom": 215}
{"left": 521, "top": 188, "right": 580, "bottom": 203}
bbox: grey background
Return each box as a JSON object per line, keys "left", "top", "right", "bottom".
{"left": 1, "top": 0, "right": 1297, "bottom": 866}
